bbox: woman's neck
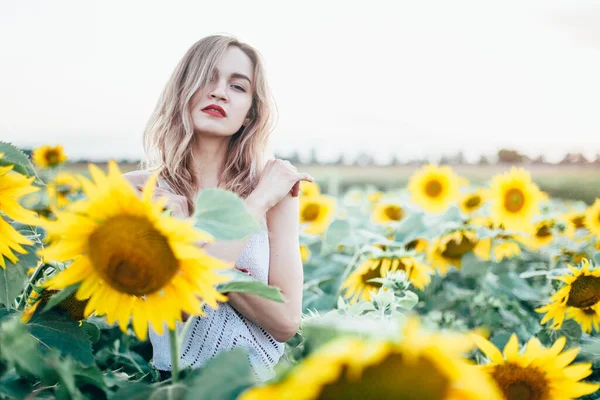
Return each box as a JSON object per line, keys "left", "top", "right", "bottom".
{"left": 191, "top": 135, "right": 230, "bottom": 190}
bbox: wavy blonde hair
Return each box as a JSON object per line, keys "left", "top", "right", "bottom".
{"left": 141, "top": 34, "right": 276, "bottom": 214}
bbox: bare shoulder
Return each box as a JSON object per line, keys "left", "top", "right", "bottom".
{"left": 121, "top": 170, "right": 152, "bottom": 187}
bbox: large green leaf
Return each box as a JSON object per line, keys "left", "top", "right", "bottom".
{"left": 0, "top": 141, "right": 38, "bottom": 178}
{"left": 321, "top": 219, "right": 351, "bottom": 254}
{"left": 27, "top": 309, "right": 95, "bottom": 366}
{"left": 0, "top": 315, "right": 48, "bottom": 377}
{"left": 217, "top": 269, "right": 284, "bottom": 303}
{"left": 183, "top": 348, "right": 255, "bottom": 400}
{"left": 192, "top": 188, "right": 261, "bottom": 240}
{"left": 0, "top": 243, "right": 38, "bottom": 308}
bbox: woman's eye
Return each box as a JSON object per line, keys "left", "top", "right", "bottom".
{"left": 232, "top": 84, "right": 246, "bottom": 92}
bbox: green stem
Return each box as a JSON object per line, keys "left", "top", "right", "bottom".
{"left": 168, "top": 328, "right": 180, "bottom": 383}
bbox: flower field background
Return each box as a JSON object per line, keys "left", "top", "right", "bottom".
{"left": 1, "top": 142, "right": 600, "bottom": 399}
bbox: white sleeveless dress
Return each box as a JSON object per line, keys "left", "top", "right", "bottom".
{"left": 148, "top": 179, "right": 285, "bottom": 381}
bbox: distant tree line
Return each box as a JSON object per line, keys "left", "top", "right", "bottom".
{"left": 279, "top": 148, "right": 600, "bottom": 167}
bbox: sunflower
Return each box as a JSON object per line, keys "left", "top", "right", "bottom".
{"left": 405, "top": 237, "right": 428, "bottom": 254}
{"left": 300, "top": 181, "right": 321, "bottom": 197}
{"left": 584, "top": 198, "right": 600, "bottom": 237}
{"left": 32, "top": 145, "right": 67, "bottom": 168}
{"left": 38, "top": 160, "right": 231, "bottom": 341}
{"left": 371, "top": 202, "right": 404, "bottom": 224}
{"left": 21, "top": 285, "right": 88, "bottom": 323}
{"left": 561, "top": 210, "right": 587, "bottom": 239}
{"left": 299, "top": 195, "right": 335, "bottom": 235}
{"left": 473, "top": 333, "right": 599, "bottom": 399}
{"left": 239, "top": 318, "right": 502, "bottom": 400}
{"left": 300, "top": 245, "right": 311, "bottom": 263}
{"left": 367, "top": 191, "right": 383, "bottom": 203}
{"left": 493, "top": 239, "right": 521, "bottom": 261}
{"left": 0, "top": 156, "right": 40, "bottom": 269}
{"left": 342, "top": 254, "right": 433, "bottom": 303}
{"left": 518, "top": 219, "right": 555, "bottom": 252}
{"left": 489, "top": 168, "right": 542, "bottom": 232}
{"left": 47, "top": 172, "right": 81, "bottom": 208}
{"left": 428, "top": 230, "right": 488, "bottom": 275}
{"left": 408, "top": 164, "right": 461, "bottom": 213}
{"left": 536, "top": 259, "right": 600, "bottom": 333}
{"left": 459, "top": 189, "right": 488, "bottom": 215}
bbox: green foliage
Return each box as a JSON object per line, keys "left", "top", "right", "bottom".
{"left": 217, "top": 269, "right": 284, "bottom": 303}
{"left": 0, "top": 141, "right": 38, "bottom": 179}
{"left": 193, "top": 188, "right": 261, "bottom": 240}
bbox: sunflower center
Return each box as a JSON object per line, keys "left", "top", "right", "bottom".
{"left": 465, "top": 195, "right": 482, "bottom": 209}
{"left": 424, "top": 180, "right": 443, "bottom": 198}
{"left": 302, "top": 203, "right": 321, "bottom": 222}
{"left": 384, "top": 205, "right": 404, "bottom": 221}
{"left": 318, "top": 353, "right": 450, "bottom": 400}
{"left": 566, "top": 275, "right": 600, "bottom": 309}
{"left": 87, "top": 215, "right": 179, "bottom": 296}
{"left": 442, "top": 236, "right": 475, "bottom": 258}
{"left": 536, "top": 225, "right": 552, "bottom": 238}
{"left": 46, "top": 150, "right": 60, "bottom": 165}
{"left": 504, "top": 188, "right": 525, "bottom": 213}
{"left": 572, "top": 215, "right": 585, "bottom": 229}
{"left": 360, "top": 262, "right": 383, "bottom": 289}
{"left": 492, "top": 363, "right": 549, "bottom": 400}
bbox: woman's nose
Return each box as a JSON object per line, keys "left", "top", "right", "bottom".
{"left": 209, "top": 82, "right": 228, "bottom": 101}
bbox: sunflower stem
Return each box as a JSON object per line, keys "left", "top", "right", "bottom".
{"left": 168, "top": 328, "right": 180, "bottom": 383}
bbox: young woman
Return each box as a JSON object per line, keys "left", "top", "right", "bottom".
{"left": 122, "top": 34, "right": 314, "bottom": 381}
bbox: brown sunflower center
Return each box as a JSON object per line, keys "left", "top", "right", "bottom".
{"left": 302, "top": 203, "right": 321, "bottom": 222}
{"left": 465, "top": 195, "right": 482, "bottom": 209}
{"left": 46, "top": 150, "right": 60, "bottom": 165}
{"left": 536, "top": 224, "right": 552, "bottom": 238}
{"left": 384, "top": 205, "right": 404, "bottom": 221}
{"left": 504, "top": 188, "right": 525, "bottom": 213}
{"left": 492, "top": 363, "right": 549, "bottom": 400}
{"left": 318, "top": 353, "right": 450, "bottom": 400}
{"left": 566, "top": 275, "right": 600, "bottom": 309}
{"left": 424, "top": 180, "right": 443, "bottom": 198}
{"left": 88, "top": 215, "right": 179, "bottom": 296}
{"left": 442, "top": 236, "right": 476, "bottom": 258}
{"left": 572, "top": 215, "right": 585, "bottom": 229}
{"left": 360, "top": 262, "right": 383, "bottom": 289}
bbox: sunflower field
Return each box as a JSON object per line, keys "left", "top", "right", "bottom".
{"left": 1, "top": 141, "right": 600, "bottom": 399}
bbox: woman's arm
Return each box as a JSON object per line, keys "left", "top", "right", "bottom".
{"left": 202, "top": 192, "right": 304, "bottom": 343}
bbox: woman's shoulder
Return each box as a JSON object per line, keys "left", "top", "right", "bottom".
{"left": 121, "top": 170, "right": 153, "bottom": 186}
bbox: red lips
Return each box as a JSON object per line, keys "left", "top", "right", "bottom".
{"left": 202, "top": 104, "right": 226, "bottom": 117}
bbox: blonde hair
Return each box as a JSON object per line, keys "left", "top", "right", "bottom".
{"left": 141, "top": 34, "right": 276, "bottom": 214}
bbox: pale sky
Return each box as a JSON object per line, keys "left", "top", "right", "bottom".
{"left": 1, "top": 0, "right": 600, "bottom": 163}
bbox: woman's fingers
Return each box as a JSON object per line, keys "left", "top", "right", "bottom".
{"left": 290, "top": 181, "right": 300, "bottom": 197}
{"left": 296, "top": 172, "right": 315, "bottom": 182}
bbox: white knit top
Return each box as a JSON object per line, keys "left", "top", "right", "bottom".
{"left": 149, "top": 179, "right": 284, "bottom": 381}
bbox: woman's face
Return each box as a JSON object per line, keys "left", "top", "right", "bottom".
{"left": 189, "top": 46, "right": 254, "bottom": 138}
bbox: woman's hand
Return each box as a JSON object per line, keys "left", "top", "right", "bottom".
{"left": 247, "top": 159, "right": 314, "bottom": 215}
{"left": 135, "top": 185, "right": 190, "bottom": 219}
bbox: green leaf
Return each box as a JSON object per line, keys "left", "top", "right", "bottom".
{"left": 80, "top": 321, "right": 100, "bottom": 343}
{"left": 0, "top": 141, "right": 38, "bottom": 178}
{"left": 0, "top": 245, "right": 36, "bottom": 308}
{"left": 0, "top": 370, "right": 33, "bottom": 399}
{"left": 192, "top": 188, "right": 261, "bottom": 240}
{"left": 183, "top": 348, "right": 255, "bottom": 400}
{"left": 321, "top": 219, "right": 351, "bottom": 254}
{"left": 41, "top": 283, "right": 81, "bottom": 313}
{"left": 0, "top": 315, "right": 48, "bottom": 377}
{"left": 111, "top": 382, "right": 156, "bottom": 400}
{"left": 217, "top": 269, "right": 284, "bottom": 303}
{"left": 27, "top": 309, "right": 95, "bottom": 366}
